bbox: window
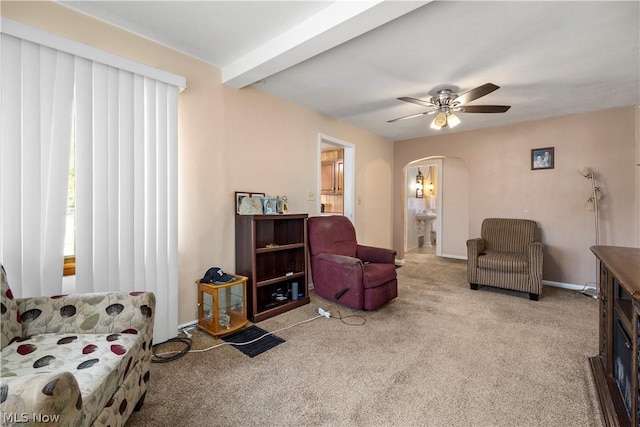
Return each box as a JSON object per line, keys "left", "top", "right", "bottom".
{"left": 2, "top": 18, "right": 184, "bottom": 342}
{"left": 63, "top": 113, "right": 76, "bottom": 276}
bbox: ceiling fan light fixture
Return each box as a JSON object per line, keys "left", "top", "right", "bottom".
{"left": 433, "top": 112, "right": 447, "bottom": 127}
{"left": 447, "top": 113, "right": 461, "bottom": 128}
{"left": 389, "top": 83, "right": 510, "bottom": 130}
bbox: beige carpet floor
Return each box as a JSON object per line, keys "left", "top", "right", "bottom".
{"left": 127, "top": 253, "right": 603, "bottom": 427}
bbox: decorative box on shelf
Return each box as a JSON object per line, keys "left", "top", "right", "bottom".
{"left": 196, "top": 274, "right": 248, "bottom": 338}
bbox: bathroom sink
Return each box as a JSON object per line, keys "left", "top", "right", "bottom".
{"left": 415, "top": 212, "right": 437, "bottom": 221}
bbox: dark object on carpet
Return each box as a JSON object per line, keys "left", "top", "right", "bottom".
{"left": 335, "top": 287, "right": 349, "bottom": 299}
{"left": 222, "top": 325, "right": 285, "bottom": 358}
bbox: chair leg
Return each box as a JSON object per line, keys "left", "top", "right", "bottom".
{"left": 470, "top": 283, "right": 479, "bottom": 290}
{"left": 134, "top": 391, "right": 147, "bottom": 412}
{"left": 529, "top": 293, "right": 539, "bottom": 301}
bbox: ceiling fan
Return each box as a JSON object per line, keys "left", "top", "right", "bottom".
{"left": 388, "top": 83, "right": 511, "bottom": 130}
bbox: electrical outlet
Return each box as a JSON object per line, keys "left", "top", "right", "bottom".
{"left": 307, "top": 190, "right": 315, "bottom": 201}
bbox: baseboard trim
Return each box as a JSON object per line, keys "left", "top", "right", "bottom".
{"left": 440, "top": 253, "right": 467, "bottom": 260}
{"left": 398, "top": 254, "right": 467, "bottom": 262}
{"left": 543, "top": 279, "right": 594, "bottom": 292}
{"left": 178, "top": 320, "right": 197, "bottom": 331}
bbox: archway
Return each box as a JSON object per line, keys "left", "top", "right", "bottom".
{"left": 402, "top": 156, "right": 469, "bottom": 260}
{"left": 404, "top": 158, "right": 442, "bottom": 255}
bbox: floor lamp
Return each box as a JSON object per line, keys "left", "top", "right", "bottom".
{"left": 578, "top": 166, "right": 601, "bottom": 298}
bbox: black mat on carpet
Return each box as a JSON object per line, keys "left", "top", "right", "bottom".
{"left": 221, "top": 325, "right": 285, "bottom": 358}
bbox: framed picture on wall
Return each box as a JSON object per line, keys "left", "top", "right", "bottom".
{"left": 531, "top": 147, "right": 554, "bottom": 170}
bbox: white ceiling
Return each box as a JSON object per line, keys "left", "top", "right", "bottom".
{"left": 60, "top": 1, "right": 640, "bottom": 141}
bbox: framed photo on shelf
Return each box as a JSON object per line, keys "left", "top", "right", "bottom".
{"left": 236, "top": 191, "right": 264, "bottom": 215}
{"left": 235, "top": 192, "right": 250, "bottom": 214}
{"left": 262, "top": 196, "right": 277, "bottom": 214}
{"left": 531, "top": 147, "right": 554, "bottom": 170}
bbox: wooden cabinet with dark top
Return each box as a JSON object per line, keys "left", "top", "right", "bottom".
{"left": 590, "top": 246, "right": 640, "bottom": 427}
{"left": 235, "top": 214, "right": 310, "bottom": 322}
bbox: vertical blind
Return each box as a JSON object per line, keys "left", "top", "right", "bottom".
{"left": 0, "top": 20, "right": 184, "bottom": 343}
{"left": 0, "top": 35, "right": 74, "bottom": 297}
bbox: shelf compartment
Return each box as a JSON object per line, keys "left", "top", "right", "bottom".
{"left": 615, "top": 276, "right": 634, "bottom": 334}
{"left": 254, "top": 279, "right": 309, "bottom": 320}
{"left": 253, "top": 297, "right": 311, "bottom": 323}
{"left": 616, "top": 299, "right": 634, "bottom": 335}
{"left": 255, "top": 242, "right": 304, "bottom": 254}
{"left": 256, "top": 271, "right": 305, "bottom": 288}
{"left": 255, "top": 248, "right": 306, "bottom": 284}
{"left": 255, "top": 217, "right": 305, "bottom": 248}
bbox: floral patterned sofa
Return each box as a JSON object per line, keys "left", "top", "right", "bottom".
{"left": 1, "top": 264, "right": 155, "bottom": 426}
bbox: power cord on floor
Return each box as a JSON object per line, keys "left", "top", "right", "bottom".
{"left": 333, "top": 310, "right": 366, "bottom": 326}
{"left": 577, "top": 281, "right": 598, "bottom": 298}
{"left": 151, "top": 337, "right": 192, "bottom": 363}
{"left": 317, "top": 305, "right": 366, "bottom": 326}
{"left": 151, "top": 312, "right": 324, "bottom": 363}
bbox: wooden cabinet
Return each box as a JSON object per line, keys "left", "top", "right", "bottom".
{"left": 590, "top": 246, "right": 640, "bottom": 427}
{"left": 336, "top": 159, "right": 344, "bottom": 192}
{"left": 196, "top": 275, "right": 248, "bottom": 338}
{"left": 321, "top": 161, "right": 336, "bottom": 193}
{"left": 321, "top": 149, "right": 344, "bottom": 214}
{"left": 321, "top": 150, "right": 344, "bottom": 195}
{"left": 235, "top": 214, "right": 310, "bottom": 322}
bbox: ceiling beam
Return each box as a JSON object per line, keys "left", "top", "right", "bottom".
{"left": 222, "top": 0, "right": 430, "bottom": 89}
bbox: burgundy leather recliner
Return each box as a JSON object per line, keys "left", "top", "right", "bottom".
{"left": 307, "top": 215, "right": 398, "bottom": 310}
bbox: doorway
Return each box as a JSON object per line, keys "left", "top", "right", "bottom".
{"left": 404, "top": 158, "right": 442, "bottom": 256}
{"left": 318, "top": 134, "right": 355, "bottom": 222}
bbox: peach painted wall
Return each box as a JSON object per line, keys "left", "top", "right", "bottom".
{"left": 2, "top": 1, "right": 394, "bottom": 327}
{"left": 440, "top": 157, "right": 469, "bottom": 258}
{"left": 394, "top": 106, "right": 639, "bottom": 287}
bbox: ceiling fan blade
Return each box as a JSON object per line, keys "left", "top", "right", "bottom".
{"left": 398, "top": 97, "right": 437, "bottom": 108}
{"left": 453, "top": 83, "right": 499, "bottom": 105}
{"left": 458, "top": 105, "right": 511, "bottom": 113}
{"left": 387, "top": 112, "right": 430, "bottom": 123}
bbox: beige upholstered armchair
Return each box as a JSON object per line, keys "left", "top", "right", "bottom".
{"left": 467, "top": 218, "right": 543, "bottom": 300}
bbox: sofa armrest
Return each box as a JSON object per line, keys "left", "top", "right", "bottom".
{"left": 527, "top": 241, "right": 544, "bottom": 278}
{"left": 466, "top": 239, "right": 486, "bottom": 265}
{"left": 312, "top": 253, "right": 364, "bottom": 307}
{"left": 16, "top": 291, "right": 155, "bottom": 343}
{"left": 466, "top": 238, "right": 485, "bottom": 284}
{"left": 316, "top": 252, "right": 362, "bottom": 267}
{"left": 356, "top": 245, "right": 396, "bottom": 265}
{"left": 0, "top": 372, "right": 83, "bottom": 425}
